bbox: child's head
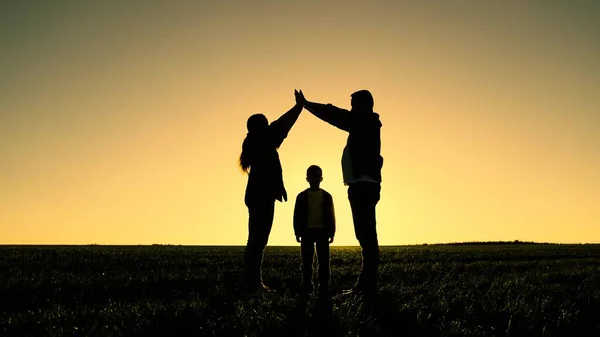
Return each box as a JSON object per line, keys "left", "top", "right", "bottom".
{"left": 306, "top": 165, "right": 323, "bottom": 187}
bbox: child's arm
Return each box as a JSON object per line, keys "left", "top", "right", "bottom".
{"left": 293, "top": 193, "right": 302, "bottom": 241}
{"left": 329, "top": 194, "right": 336, "bottom": 242}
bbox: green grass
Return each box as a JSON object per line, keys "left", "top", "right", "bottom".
{"left": 1, "top": 245, "right": 600, "bottom": 336}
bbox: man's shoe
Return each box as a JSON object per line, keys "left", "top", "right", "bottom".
{"left": 341, "top": 286, "right": 359, "bottom": 295}
{"left": 342, "top": 286, "right": 378, "bottom": 297}
{"left": 248, "top": 284, "right": 277, "bottom": 297}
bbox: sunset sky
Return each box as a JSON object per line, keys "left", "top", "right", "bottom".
{"left": 1, "top": 1, "right": 599, "bottom": 245}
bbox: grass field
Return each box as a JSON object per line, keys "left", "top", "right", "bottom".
{"left": 1, "top": 244, "right": 600, "bottom": 336}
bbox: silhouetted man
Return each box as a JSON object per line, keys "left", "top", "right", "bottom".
{"left": 297, "top": 90, "right": 383, "bottom": 295}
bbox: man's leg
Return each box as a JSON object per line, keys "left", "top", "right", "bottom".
{"left": 300, "top": 235, "right": 315, "bottom": 293}
{"left": 347, "top": 182, "right": 381, "bottom": 292}
{"left": 243, "top": 202, "right": 275, "bottom": 291}
{"left": 315, "top": 233, "right": 331, "bottom": 297}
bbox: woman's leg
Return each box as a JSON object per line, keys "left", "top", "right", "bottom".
{"left": 243, "top": 201, "right": 275, "bottom": 291}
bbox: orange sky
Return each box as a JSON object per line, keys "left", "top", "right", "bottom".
{"left": 1, "top": 1, "right": 599, "bottom": 245}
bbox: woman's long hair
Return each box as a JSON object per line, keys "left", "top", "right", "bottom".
{"left": 239, "top": 114, "right": 269, "bottom": 174}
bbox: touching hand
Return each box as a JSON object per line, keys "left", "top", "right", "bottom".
{"left": 296, "top": 236, "right": 301, "bottom": 243}
{"left": 328, "top": 237, "right": 334, "bottom": 244}
{"left": 294, "top": 89, "right": 306, "bottom": 106}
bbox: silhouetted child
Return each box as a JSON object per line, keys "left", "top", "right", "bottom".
{"left": 293, "top": 165, "right": 336, "bottom": 299}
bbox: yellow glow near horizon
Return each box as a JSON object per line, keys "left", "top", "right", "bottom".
{"left": 1, "top": 2, "right": 599, "bottom": 245}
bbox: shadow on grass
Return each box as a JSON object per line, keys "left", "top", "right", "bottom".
{"left": 281, "top": 295, "right": 309, "bottom": 336}
{"left": 280, "top": 296, "right": 343, "bottom": 337}
{"left": 307, "top": 298, "right": 341, "bottom": 337}
{"left": 361, "top": 292, "right": 428, "bottom": 337}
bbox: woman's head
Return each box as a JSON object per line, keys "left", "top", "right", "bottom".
{"left": 246, "top": 114, "right": 269, "bottom": 134}
{"left": 239, "top": 114, "right": 269, "bottom": 174}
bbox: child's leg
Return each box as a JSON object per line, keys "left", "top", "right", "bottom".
{"left": 315, "top": 234, "right": 331, "bottom": 295}
{"left": 300, "top": 237, "right": 315, "bottom": 292}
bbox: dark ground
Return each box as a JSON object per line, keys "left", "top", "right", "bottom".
{"left": 1, "top": 244, "right": 600, "bottom": 336}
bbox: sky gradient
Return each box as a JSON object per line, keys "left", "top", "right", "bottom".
{"left": 1, "top": 1, "right": 599, "bottom": 245}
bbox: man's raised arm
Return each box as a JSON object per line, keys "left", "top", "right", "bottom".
{"left": 299, "top": 91, "right": 350, "bottom": 132}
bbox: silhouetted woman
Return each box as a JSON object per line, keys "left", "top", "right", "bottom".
{"left": 240, "top": 90, "right": 303, "bottom": 294}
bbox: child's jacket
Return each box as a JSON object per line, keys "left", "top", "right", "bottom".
{"left": 293, "top": 188, "right": 336, "bottom": 237}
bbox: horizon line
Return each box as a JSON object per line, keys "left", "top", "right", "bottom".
{"left": 2, "top": 240, "right": 600, "bottom": 247}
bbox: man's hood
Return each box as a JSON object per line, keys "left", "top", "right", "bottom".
{"left": 353, "top": 111, "right": 382, "bottom": 128}
{"left": 372, "top": 112, "right": 382, "bottom": 127}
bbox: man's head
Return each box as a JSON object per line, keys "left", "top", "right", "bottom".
{"left": 306, "top": 165, "right": 323, "bottom": 186}
{"left": 350, "top": 90, "right": 374, "bottom": 112}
